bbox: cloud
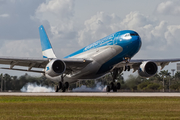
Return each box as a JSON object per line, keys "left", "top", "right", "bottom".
{"left": 0, "top": 0, "right": 6, "bottom": 4}
{"left": 0, "top": 0, "right": 77, "bottom": 58}
{"left": 0, "top": 14, "right": 9, "bottom": 18}
{"left": 34, "top": 0, "right": 75, "bottom": 39}
{"left": 0, "top": 39, "right": 41, "bottom": 57}
{"left": 0, "top": 0, "right": 179, "bottom": 78}
{"left": 121, "top": 11, "right": 153, "bottom": 29}
{"left": 120, "top": 12, "right": 180, "bottom": 58}
{"left": 0, "top": 0, "right": 179, "bottom": 61}
{"left": 78, "top": 11, "right": 155, "bottom": 47}
{"left": 0, "top": 0, "right": 42, "bottom": 40}
{"left": 165, "top": 25, "right": 180, "bottom": 46}
{"left": 32, "top": 0, "right": 81, "bottom": 58}
{"left": 77, "top": 11, "right": 180, "bottom": 59}
{"left": 156, "top": 1, "right": 180, "bottom": 15}
{"left": 78, "top": 12, "right": 121, "bottom": 46}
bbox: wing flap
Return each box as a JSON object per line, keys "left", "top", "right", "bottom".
{"left": 0, "top": 67, "right": 45, "bottom": 73}
{"left": 0, "top": 57, "right": 92, "bottom": 74}
{"left": 0, "top": 57, "right": 49, "bottom": 69}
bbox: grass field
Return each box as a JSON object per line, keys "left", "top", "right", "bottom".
{"left": 0, "top": 96, "right": 180, "bottom": 120}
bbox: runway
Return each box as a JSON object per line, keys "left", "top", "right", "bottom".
{"left": 0, "top": 92, "right": 180, "bottom": 97}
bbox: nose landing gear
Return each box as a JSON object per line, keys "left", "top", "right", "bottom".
{"left": 124, "top": 57, "right": 131, "bottom": 71}
{"left": 124, "top": 65, "right": 130, "bottom": 71}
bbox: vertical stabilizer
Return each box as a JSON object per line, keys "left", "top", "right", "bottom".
{"left": 39, "top": 25, "right": 56, "bottom": 58}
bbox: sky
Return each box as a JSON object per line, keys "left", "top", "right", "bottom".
{"left": 0, "top": 0, "right": 180, "bottom": 79}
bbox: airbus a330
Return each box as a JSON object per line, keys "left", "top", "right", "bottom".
{"left": 0, "top": 25, "right": 179, "bottom": 92}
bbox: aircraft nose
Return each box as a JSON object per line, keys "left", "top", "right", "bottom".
{"left": 131, "top": 36, "right": 142, "bottom": 49}
{"left": 136, "top": 36, "right": 141, "bottom": 44}
{"left": 138, "top": 36, "right": 142, "bottom": 46}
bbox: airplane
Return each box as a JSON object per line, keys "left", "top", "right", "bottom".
{"left": 0, "top": 25, "right": 180, "bottom": 92}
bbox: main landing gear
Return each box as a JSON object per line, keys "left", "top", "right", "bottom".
{"left": 106, "top": 68, "right": 123, "bottom": 92}
{"left": 55, "top": 75, "right": 69, "bottom": 92}
{"left": 106, "top": 57, "right": 131, "bottom": 92}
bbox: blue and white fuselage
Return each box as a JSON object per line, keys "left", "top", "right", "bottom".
{"left": 1, "top": 25, "right": 180, "bottom": 92}
{"left": 63, "top": 30, "right": 141, "bottom": 83}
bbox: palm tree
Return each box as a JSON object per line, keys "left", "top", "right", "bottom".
{"left": 159, "top": 70, "right": 171, "bottom": 92}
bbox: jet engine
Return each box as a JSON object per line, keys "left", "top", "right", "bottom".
{"left": 45, "top": 59, "right": 66, "bottom": 77}
{"left": 138, "top": 61, "right": 157, "bottom": 78}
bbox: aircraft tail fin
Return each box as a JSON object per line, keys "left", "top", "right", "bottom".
{"left": 39, "top": 25, "right": 56, "bottom": 58}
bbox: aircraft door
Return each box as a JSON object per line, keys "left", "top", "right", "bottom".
{"left": 113, "top": 38, "right": 117, "bottom": 45}
{"left": 114, "top": 33, "right": 121, "bottom": 45}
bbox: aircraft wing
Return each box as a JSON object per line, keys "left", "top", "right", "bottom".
{"left": 112, "top": 58, "right": 180, "bottom": 72}
{"left": 0, "top": 57, "right": 92, "bottom": 74}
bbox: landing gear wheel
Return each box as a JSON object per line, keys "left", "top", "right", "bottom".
{"left": 58, "top": 82, "right": 62, "bottom": 90}
{"left": 113, "top": 86, "right": 117, "bottom": 92}
{"left": 62, "top": 86, "right": 66, "bottom": 92}
{"left": 106, "top": 86, "right": 110, "bottom": 92}
{"left": 65, "top": 82, "right": 69, "bottom": 89}
{"left": 117, "top": 83, "right": 121, "bottom": 90}
{"left": 124, "top": 66, "right": 127, "bottom": 71}
{"left": 109, "top": 68, "right": 123, "bottom": 92}
{"left": 125, "top": 66, "right": 130, "bottom": 71}
{"left": 127, "top": 66, "right": 130, "bottom": 71}
{"left": 55, "top": 86, "right": 59, "bottom": 92}
{"left": 110, "top": 82, "right": 114, "bottom": 90}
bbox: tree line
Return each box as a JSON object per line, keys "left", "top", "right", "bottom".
{"left": 0, "top": 73, "right": 54, "bottom": 91}
{"left": 1, "top": 70, "right": 180, "bottom": 92}
{"left": 72, "top": 70, "right": 180, "bottom": 92}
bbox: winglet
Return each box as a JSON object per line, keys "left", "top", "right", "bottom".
{"left": 39, "top": 25, "right": 56, "bottom": 58}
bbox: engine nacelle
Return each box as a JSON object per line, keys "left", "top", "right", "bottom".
{"left": 138, "top": 61, "right": 158, "bottom": 78}
{"left": 45, "top": 59, "right": 66, "bottom": 77}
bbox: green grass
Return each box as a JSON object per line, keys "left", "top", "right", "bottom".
{"left": 0, "top": 96, "right": 180, "bottom": 120}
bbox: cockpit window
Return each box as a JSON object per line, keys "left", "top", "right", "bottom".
{"left": 124, "top": 33, "right": 130, "bottom": 37}
{"left": 130, "top": 33, "right": 139, "bottom": 36}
